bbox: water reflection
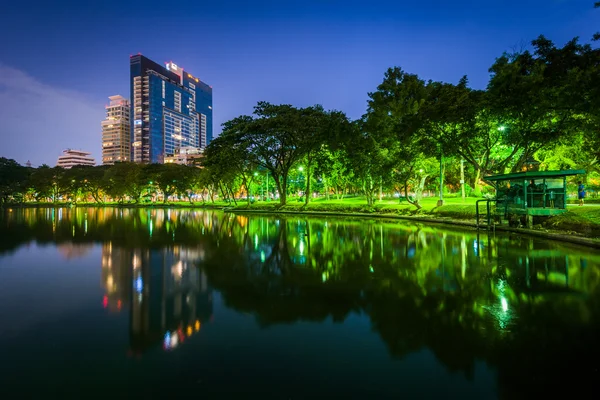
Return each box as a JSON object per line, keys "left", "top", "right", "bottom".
{"left": 1, "top": 207, "right": 599, "bottom": 397}
{"left": 100, "top": 242, "right": 213, "bottom": 353}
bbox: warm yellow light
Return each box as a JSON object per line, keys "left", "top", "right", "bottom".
{"left": 195, "top": 320, "right": 201, "bottom": 331}
{"left": 187, "top": 326, "right": 193, "bottom": 336}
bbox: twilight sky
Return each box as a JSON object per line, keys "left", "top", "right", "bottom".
{"left": 0, "top": 0, "right": 597, "bottom": 166}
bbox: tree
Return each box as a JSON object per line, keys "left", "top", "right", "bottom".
{"left": 203, "top": 127, "right": 258, "bottom": 206}
{"left": 487, "top": 36, "right": 595, "bottom": 172}
{"left": 362, "top": 67, "right": 432, "bottom": 208}
{"left": 173, "top": 165, "right": 201, "bottom": 204}
{"left": 0, "top": 158, "right": 29, "bottom": 206}
{"left": 29, "top": 165, "right": 64, "bottom": 202}
{"left": 226, "top": 102, "right": 312, "bottom": 206}
{"left": 104, "top": 162, "right": 146, "bottom": 203}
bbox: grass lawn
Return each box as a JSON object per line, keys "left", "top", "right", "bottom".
{"left": 13, "top": 196, "right": 599, "bottom": 237}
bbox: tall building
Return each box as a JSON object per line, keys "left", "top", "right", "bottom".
{"left": 130, "top": 54, "right": 213, "bottom": 164}
{"left": 102, "top": 95, "right": 131, "bottom": 164}
{"left": 56, "top": 149, "right": 95, "bottom": 169}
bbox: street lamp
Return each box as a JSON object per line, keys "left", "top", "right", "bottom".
{"left": 298, "top": 166, "right": 304, "bottom": 197}
{"left": 254, "top": 172, "right": 261, "bottom": 200}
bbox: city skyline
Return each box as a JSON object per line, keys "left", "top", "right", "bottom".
{"left": 0, "top": 0, "right": 597, "bottom": 166}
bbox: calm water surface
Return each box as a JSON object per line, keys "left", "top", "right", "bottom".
{"left": 0, "top": 208, "right": 599, "bottom": 399}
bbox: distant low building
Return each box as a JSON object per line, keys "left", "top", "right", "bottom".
{"left": 56, "top": 149, "right": 96, "bottom": 169}
{"left": 164, "top": 146, "right": 204, "bottom": 166}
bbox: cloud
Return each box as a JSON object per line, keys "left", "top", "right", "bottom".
{"left": 0, "top": 64, "right": 104, "bottom": 166}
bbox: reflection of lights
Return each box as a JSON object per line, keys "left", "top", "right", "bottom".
{"left": 187, "top": 326, "right": 193, "bottom": 336}
{"left": 135, "top": 277, "right": 143, "bottom": 293}
{"left": 164, "top": 332, "right": 171, "bottom": 349}
{"left": 322, "top": 272, "right": 327, "bottom": 282}
{"left": 102, "top": 295, "right": 108, "bottom": 308}
{"left": 501, "top": 297, "right": 508, "bottom": 312}
{"left": 369, "top": 266, "right": 374, "bottom": 273}
{"left": 171, "top": 332, "right": 179, "bottom": 348}
{"left": 149, "top": 220, "right": 153, "bottom": 237}
{"left": 260, "top": 251, "right": 266, "bottom": 263}
{"left": 117, "top": 300, "right": 122, "bottom": 310}
{"left": 195, "top": 320, "right": 201, "bottom": 331}
{"left": 299, "top": 240, "right": 304, "bottom": 255}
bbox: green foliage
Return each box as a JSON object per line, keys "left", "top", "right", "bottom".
{"left": 0, "top": 157, "right": 30, "bottom": 205}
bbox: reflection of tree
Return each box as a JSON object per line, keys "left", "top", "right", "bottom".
{"left": 199, "top": 214, "right": 600, "bottom": 398}
{"left": 3, "top": 208, "right": 600, "bottom": 396}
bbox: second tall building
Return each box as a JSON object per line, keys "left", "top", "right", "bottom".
{"left": 130, "top": 54, "right": 213, "bottom": 164}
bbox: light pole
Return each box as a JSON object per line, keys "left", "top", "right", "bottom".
{"left": 460, "top": 158, "right": 465, "bottom": 201}
{"left": 254, "top": 172, "right": 260, "bottom": 201}
{"left": 265, "top": 171, "right": 269, "bottom": 201}
{"left": 438, "top": 149, "right": 444, "bottom": 207}
{"left": 298, "top": 166, "right": 304, "bottom": 197}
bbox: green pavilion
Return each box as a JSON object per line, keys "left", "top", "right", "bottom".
{"left": 484, "top": 169, "right": 585, "bottom": 227}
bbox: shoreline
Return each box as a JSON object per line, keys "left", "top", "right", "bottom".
{"left": 228, "top": 208, "right": 600, "bottom": 249}
{"left": 3, "top": 202, "right": 600, "bottom": 249}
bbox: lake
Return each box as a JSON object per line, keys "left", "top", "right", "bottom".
{"left": 0, "top": 207, "right": 599, "bottom": 398}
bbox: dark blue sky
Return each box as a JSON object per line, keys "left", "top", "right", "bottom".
{"left": 0, "top": 0, "right": 597, "bottom": 165}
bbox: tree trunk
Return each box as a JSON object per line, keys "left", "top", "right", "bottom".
{"left": 364, "top": 176, "right": 374, "bottom": 206}
{"left": 404, "top": 182, "right": 422, "bottom": 210}
{"left": 228, "top": 186, "right": 237, "bottom": 206}
{"left": 379, "top": 176, "right": 383, "bottom": 202}
{"left": 323, "top": 174, "right": 330, "bottom": 201}
{"left": 473, "top": 168, "right": 482, "bottom": 197}
{"left": 244, "top": 178, "right": 251, "bottom": 207}
{"left": 273, "top": 172, "right": 287, "bottom": 206}
{"left": 304, "top": 164, "right": 311, "bottom": 206}
{"left": 218, "top": 182, "right": 228, "bottom": 203}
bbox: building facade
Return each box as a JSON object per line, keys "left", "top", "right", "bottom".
{"left": 130, "top": 55, "right": 213, "bottom": 164}
{"left": 163, "top": 146, "right": 204, "bottom": 166}
{"left": 56, "top": 149, "right": 95, "bottom": 169}
{"left": 102, "top": 95, "right": 131, "bottom": 164}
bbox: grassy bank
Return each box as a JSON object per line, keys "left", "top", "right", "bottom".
{"left": 5, "top": 196, "right": 600, "bottom": 238}
{"left": 228, "top": 196, "right": 600, "bottom": 239}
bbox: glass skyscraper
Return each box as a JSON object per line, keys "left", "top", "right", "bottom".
{"left": 130, "top": 54, "right": 213, "bottom": 164}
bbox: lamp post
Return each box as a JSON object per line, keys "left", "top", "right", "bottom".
{"left": 438, "top": 149, "right": 444, "bottom": 207}
{"left": 298, "top": 166, "right": 304, "bottom": 197}
{"left": 265, "top": 171, "right": 269, "bottom": 201}
{"left": 254, "top": 172, "right": 260, "bottom": 201}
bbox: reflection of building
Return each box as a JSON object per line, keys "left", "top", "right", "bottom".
{"left": 101, "top": 243, "right": 212, "bottom": 352}
{"left": 57, "top": 243, "right": 93, "bottom": 260}
{"left": 56, "top": 149, "right": 95, "bottom": 169}
{"left": 129, "top": 55, "right": 213, "bottom": 164}
{"left": 130, "top": 246, "right": 212, "bottom": 352}
{"left": 102, "top": 95, "right": 131, "bottom": 165}
{"left": 101, "top": 243, "right": 133, "bottom": 312}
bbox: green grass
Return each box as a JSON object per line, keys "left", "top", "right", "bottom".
{"left": 8, "top": 196, "right": 600, "bottom": 237}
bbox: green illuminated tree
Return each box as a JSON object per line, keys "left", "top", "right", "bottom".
{"left": 0, "top": 158, "right": 29, "bottom": 206}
